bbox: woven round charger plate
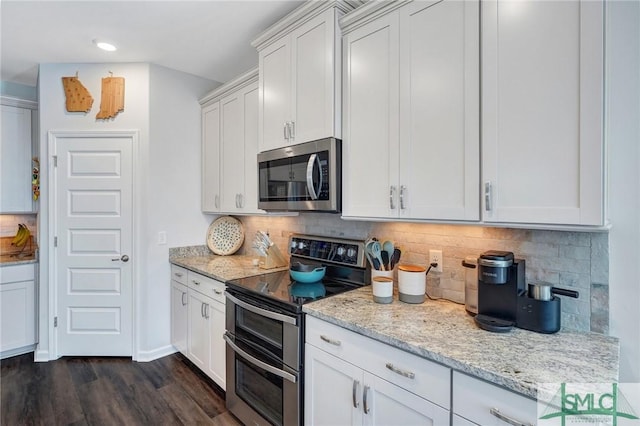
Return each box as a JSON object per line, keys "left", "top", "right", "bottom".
{"left": 206, "top": 216, "right": 244, "bottom": 255}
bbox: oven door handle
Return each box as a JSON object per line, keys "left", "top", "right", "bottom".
{"left": 225, "top": 291, "right": 297, "bottom": 326}
{"left": 224, "top": 334, "right": 297, "bottom": 384}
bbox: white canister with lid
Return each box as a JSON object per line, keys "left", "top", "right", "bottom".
{"left": 397, "top": 264, "right": 426, "bottom": 304}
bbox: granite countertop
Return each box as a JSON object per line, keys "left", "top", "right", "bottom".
{"left": 0, "top": 257, "right": 38, "bottom": 267}
{"left": 169, "top": 246, "right": 287, "bottom": 282}
{"left": 303, "top": 286, "right": 620, "bottom": 400}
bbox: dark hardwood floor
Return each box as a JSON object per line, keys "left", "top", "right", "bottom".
{"left": 1, "top": 352, "right": 242, "bottom": 426}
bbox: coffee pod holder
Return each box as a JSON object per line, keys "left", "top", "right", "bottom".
{"left": 259, "top": 244, "right": 287, "bottom": 269}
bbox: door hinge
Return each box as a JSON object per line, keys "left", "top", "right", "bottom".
{"left": 54, "top": 236, "right": 58, "bottom": 247}
{"left": 53, "top": 155, "right": 57, "bottom": 167}
{"left": 54, "top": 317, "right": 58, "bottom": 327}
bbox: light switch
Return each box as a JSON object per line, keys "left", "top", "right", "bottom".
{"left": 158, "top": 231, "right": 167, "bottom": 245}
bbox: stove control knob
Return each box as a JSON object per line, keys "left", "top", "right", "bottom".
{"left": 347, "top": 247, "right": 357, "bottom": 258}
{"left": 336, "top": 246, "right": 346, "bottom": 256}
{"left": 298, "top": 241, "right": 306, "bottom": 250}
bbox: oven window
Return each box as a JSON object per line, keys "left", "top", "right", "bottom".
{"left": 236, "top": 305, "right": 283, "bottom": 360}
{"left": 236, "top": 355, "right": 283, "bottom": 426}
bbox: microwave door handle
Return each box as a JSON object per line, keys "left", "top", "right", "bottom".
{"left": 306, "top": 153, "right": 322, "bottom": 200}
{"left": 224, "top": 334, "right": 297, "bottom": 384}
{"left": 225, "top": 291, "right": 297, "bottom": 326}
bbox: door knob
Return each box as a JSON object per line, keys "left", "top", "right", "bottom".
{"left": 112, "top": 255, "right": 130, "bottom": 262}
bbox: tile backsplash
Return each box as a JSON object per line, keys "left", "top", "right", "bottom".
{"left": 238, "top": 213, "right": 609, "bottom": 334}
{"left": 0, "top": 214, "right": 37, "bottom": 238}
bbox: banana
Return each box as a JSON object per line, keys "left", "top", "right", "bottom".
{"left": 12, "top": 224, "right": 31, "bottom": 247}
{"left": 11, "top": 224, "right": 25, "bottom": 246}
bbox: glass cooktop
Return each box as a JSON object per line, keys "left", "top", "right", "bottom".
{"left": 226, "top": 269, "right": 362, "bottom": 314}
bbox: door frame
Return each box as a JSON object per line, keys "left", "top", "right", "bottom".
{"left": 46, "top": 130, "right": 141, "bottom": 360}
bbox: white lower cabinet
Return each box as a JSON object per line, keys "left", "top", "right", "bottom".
{"left": 305, "top": 316, "right": 450, "bottom": 425}
{"left": 452, "top": 371, "right": 537, "bottom": 426}
{"left": 170, "top": 279, "right": 188, "bottom": 355}
{"left": 1, "top": 263, "right": 36, "bottom": 358}
{"left": 170, "top": 265, "right": 226, "bottom": 389}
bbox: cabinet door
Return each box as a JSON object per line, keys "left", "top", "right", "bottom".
{"left": 207, "top": 299, "right": 226, "bottom": 388}
{"left": 481, "top": 0, "right": 604, "bottom": 225}
{"left": 187, "top": 290, "right": 209, "bottom": 371}
{"left": 342, "top": 12, "right": 400, "bottom": 219}
{"left": 242, "top": 83, "right": 261, "bottom": 213}
{"left": 0, "top": 279, "right": 35, "bottom": 352}
{"left": 399, "top": 0, "right": 480, "bottom": 221}
{"left": 364, "top": 372, "right": 450, "bottom": 426}
{"left": 202, "top": 102, "right": 221, "bottom": 213}
{"left": 259, "top": 38, "right": 291, "bottom": 152}
{"left": 220, "top": 92, "right": 245, "bottom": 213}
{"left": 305, "top": 344, "right": 363, "bottom": 426}
{"left": 1, "top": 105, "right": 33, "bottom": 213}
{"left": 170, "top": 280, "right": 188, "bottom": 355}
{"left": 291, "top": 8, "right": 338, "bottom": 144}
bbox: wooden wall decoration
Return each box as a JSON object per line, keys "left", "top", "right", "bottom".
{"left": 96, "top": 74, "right": 125, "bottom": 119}
{"left": 62, "top": 74, "right": 94, "bottom": 112}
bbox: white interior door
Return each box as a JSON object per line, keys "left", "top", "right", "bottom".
{"left": 51, "top": 131, "right": 134, "bottom": 356}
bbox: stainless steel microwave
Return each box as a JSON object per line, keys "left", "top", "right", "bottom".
{"left": 257, "top": 138, "right": 341, "bottom": 212}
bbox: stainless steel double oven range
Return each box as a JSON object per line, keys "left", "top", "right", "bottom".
{"left": 224, "top": 234, "right": 368, "bottom": 426}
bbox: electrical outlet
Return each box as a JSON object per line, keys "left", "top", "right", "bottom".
{"left": 429, "top": 249, "right": 443, "bottom": 273}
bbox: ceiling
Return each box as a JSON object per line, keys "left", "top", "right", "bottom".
{"left": 1, "top": 0, "right": 305, "bottom": 87}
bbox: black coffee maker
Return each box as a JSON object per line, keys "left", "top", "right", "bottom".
{"left": 474, "top": 250, "right": 525, "bottom": 332}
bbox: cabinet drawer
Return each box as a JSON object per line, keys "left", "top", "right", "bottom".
{"left": 306, "top": 316, "right": 451, "bottom": 409}
{"left": 1, "top": 263, "right": 35, "bottom": 283}
{"left": 187, "top": 271, "right": 225, "bottom": 304}
{"left": 170, "top": 265, "right": 188, "bottom": 285}
{"left": 453, "top": 371, "right": 537, "bottom": 426}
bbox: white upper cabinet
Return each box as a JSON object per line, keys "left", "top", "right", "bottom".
{"left": 201, "top": 69, "right": 264, "bottom": 215}
{"left": 481, "top": 0, "right": 605, "bottom": 226}
{"left": 201, "top": 101, "right": 221, "bottom": 213}
{"left": 342, "top": 0, "right": 480, "bottom": 221}
{"left": 1, "top": 98, "right": 37, "bottom": 213}
{"left": 253, "top": 1, "right": 359, "bottom": 152}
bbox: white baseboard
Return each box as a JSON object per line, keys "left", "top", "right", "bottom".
{"left": 1, "top": 345, "right": 36, "bottom": 360}
{"left": 34, "top": 348, "right": 51, "bottom": 362}
{"left": 135, "top": 344, "right": 177, "bottom": 362}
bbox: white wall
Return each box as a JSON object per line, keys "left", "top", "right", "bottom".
{"left": 607, "top": 0, "right": 640, "bottom": 382}
{"left": 141, "top": 64, "right": 218, "bottom": 358}
{"left": 37, "top": 62, "right": 217, "bottom": 360}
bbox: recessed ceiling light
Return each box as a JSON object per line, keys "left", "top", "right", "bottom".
{"left": 93, "top": 39, "right": 117, "bottom": 52}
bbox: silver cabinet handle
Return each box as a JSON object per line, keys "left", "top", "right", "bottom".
{"left": 400, "top": 185, "right": 406, "bottom": 210}
{"left": 363, "top": 385, "right": 370, "bottom": 414}
{"left": 489, "top": 408, "right": 533, "bottom": 426}
{"left": 181, "top": 292, "right": 187, "bottom": 306}
{"left": 213, "top": 288, "right": 222, "bottom": 295}
{"left": 306, "top": 153, "right": 322, "bottom": 200}
{"left": 485, "top": 181, "right": 492, "bottom": 211}
{"left": 320, "top": 335, "right": 341, "bottom": 347}
{"left": 290, "top": 121, "right": 295, "bottom": 139}
{"left": 235, "top": 194, "right": 239, "bottom": 208}
{"left": 174, "top": 272, "right": 184, "bottom": 278}
{"left": 200, "top": 302, "right": 205, "bottom": 318}
{"left": 238, "top": 193, "right": 243, "bottom": 208}
{"left": 215, "top": 194, "right": 219, "bottom": 209}
{"left": 112, "top": 255, "right": 129, "bottom": 262}
{"left": 192, "top": 280, "right": 200, "bottom": 286}
{"left": 284, "top": 122, "right": 289, "bottom": 140}
{"left": 390, "top": 186, "right": 397, "bottom": 209}
{"left": 225, "top": 291, "right": 297, "bottom": 325}
{"left": 352, "top": 380, "right": 360, "bottom": 408}
{"left": 224, "top": 334, "right": 297, "bottom": 383}
{"left": 385, "top": 363, "right": 415, "bottom": 379}
{"left": 204, "top": 304, "right": 210, "bottom": 319}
